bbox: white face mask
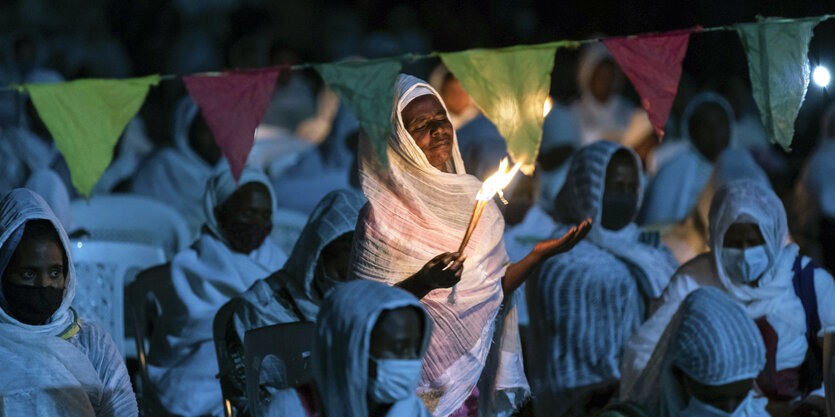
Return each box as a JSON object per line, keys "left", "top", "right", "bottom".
{"left": 367, "top": 357, "right": 422, "bottom": 404}
{"left": 721, "top": 245, "right": 769, "bottom": 284}
{"left": 679, "top": 392, "right": 753, "bottom": 417}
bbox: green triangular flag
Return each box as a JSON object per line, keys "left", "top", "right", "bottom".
{"left": 315, "top": 60, "right": 401, "bottom": 165}
{"left": 25, "top": 75, "right": 160, "bottom": 196}
{"left": 442, "top": 46, "right": 557, "bottom": 174}
{"left": 736, "top": 17, "right": 822, "bottom": 151}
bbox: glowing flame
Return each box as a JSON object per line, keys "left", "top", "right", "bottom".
{"left": 476, "top": 157, "right": 523, "bottom": 202}
{"left": 543, "top": 96, "right": 553, "bottom": 117}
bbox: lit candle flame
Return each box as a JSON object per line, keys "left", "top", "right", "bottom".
{"left": 543, "top": 96, "right": 553, "bottom": 117}
{"left": 476, "top": 157, "right": 523, "bottom": 203}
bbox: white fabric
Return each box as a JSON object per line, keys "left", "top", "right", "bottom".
{"left": 527, "top": 142, "right": 678, "bottom": 407}
{"left": 0, "top": 127, "right": 61, "bottom": 193}
{"left": 621, "top": 180, "right": 810, "bottom": 395}
{"left": 640, "top": 93, "right": 736, "bottom": 226}
{"left": 570, "top": 43, "right": 634, "bottom": 145}
{"left": 624, "top": 287, "right": 767, "bottom": 417}
{"left": 93, "top": 117, "right": 153, "bottom": 195}
{"left": 233, "top": 189, "right": 366, "bottom": 337}
{"left": 537, "top": 104, "right": 582, "bottom": 214}
{"left": 313, "top": 280, "right": 432, "bottom": 417}
{"left": 25, "top": 168, "right": 73, "bottom": 232}
{"left": 148, "top": 168, "right": 287, "bottom": 417}
{"left": 0, "top": 189, "right": 137, "bottom": 416}
{"left": 132, "top": 96, "right": 225, "bottom": 235}
{"left": 793, "top": 140, "right": 835, "bottom": 261}
{"left": 349, "top": 74, "right": 527, "bottom": 416}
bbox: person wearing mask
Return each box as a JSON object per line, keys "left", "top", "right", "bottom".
{"left": 0, "top": 189, "right": 137, "bottom": 416}
{"left": 601, "top": 287, "right": 767, "bottom": 417}
{"left": 349, "top": 74, "right": 590, "bottom": 416}
{"left": 570, "top": 43, "right": 635, "bottom": 145}
{"left": 265, "top": 280, "right": 433, "bottom": 417}
{"left": 526, "top": 141, "right": 678, "bottom": 417}
{"left": 132, "top": 96, "right": 225, "bottom": 235}
{"left": 147, "top": 166, "right": 287, "bottom": 417}
{"left": 640, "top": 92, "right": 734, "bottom": 226}
{"left": 215, "top": 189, "right": 366, "bottom": 414}
{"left": 622, "top": 180, "right": 835, "bottom": 416}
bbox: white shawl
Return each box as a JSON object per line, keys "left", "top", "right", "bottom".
{"left": 349, "top": 74, "right": 526, "bottom": 416}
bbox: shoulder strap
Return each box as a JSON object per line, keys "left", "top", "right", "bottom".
{"left": 791, "top": 256, "right": 821, "bottom": 341}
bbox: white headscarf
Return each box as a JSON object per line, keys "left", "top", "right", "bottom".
{"left": 527, "top": 142, "right": 678, "bottom": 400}
{"left": 0, "top": 189, "right": 78, "bottom": 337}
{"left": 149, "top": 166, "right": 287, "bottom": 417}
{"left": 626, "top": 287, "right": 767, "bottom": 417}
{"left": 350, "top": 74, "right": 523, "bottom": 416}
{"left": 313, "top": 280, "right": 432, "bottom": 417}
{"left": 571, "top": 43, "right": 633, "bottom": 145}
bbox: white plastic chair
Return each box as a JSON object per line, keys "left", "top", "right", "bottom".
{"left": 71, "top": 240, "right": 166, "bottom": 358}
{"left": 71, "top": 195, "right": 191, "bottom": 259}
{"left": 247, "top": 135, "right": 312, "bottom": 173}
{"left": 271, "top": 208, "right": 309, "bottom": 255}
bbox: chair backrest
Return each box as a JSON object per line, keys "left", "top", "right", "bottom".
{"left": 127, "top": 263, "right": 178, "bottom": 417}
{"left": 213, "top": 300, "right": 247, "bottom": 417}
{"left": 71, "top": 240, "right": 166, "bottom": 357}
{"left": 271, "top": 208, "right": 309, "bottom": 255}
{"left": 71, "top": 195, "right": 191, "bottom": 259}
{"left": 244, "top": 322, "right": 316, "bottom": 416}
{"left": 248, "top": 134, "right": 312, "bottom": 172}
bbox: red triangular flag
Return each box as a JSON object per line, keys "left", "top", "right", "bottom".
{"left": 183, "top": 67, "right": 283, "bottom": 181}
{"left": 604, "top": 31, "right": 693, "bottom": 138}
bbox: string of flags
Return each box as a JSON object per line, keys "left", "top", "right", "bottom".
{"left": 8, "top": 14, "right": 835, "bottom": 196}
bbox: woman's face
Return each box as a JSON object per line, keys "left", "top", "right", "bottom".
{"left": 369, "top": 307, "right": 423, "bottom": 361}
{"left": 401, "top": 95, "right": 454, "bottom": 171}
{"left": 723, "top": 222, "right": 765, "bottom": 250}
{"left": 4, "top": 235, "right": 66, "bottom": 289}
{"left": 678, "top": 367, "right": 753, "bottom": 413}
{"left": 215, "top": 182, "right": 274, "bottom": 253}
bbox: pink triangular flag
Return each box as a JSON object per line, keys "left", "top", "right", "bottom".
{"left": 183, "top": 67, "right": 283, "bottom": 181}
{"left": 604, "top": 31, "right": 693, "bottom": 138}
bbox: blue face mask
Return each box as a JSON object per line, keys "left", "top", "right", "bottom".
{"left": 367, "top": 357, "right": 422, "bottom": 404}
{"left": 721, "top": 245, "right": 769, "bottom": 284}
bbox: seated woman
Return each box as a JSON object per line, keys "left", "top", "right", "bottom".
{"left": 526, "top": 141, "right": 678, "bottom": 417}
{"left": 349, "top": 74, "right": 590, "bottom": 416}
{"left": 132, "top": 96, "right": 225, "bottom": 235}
{"left": 622, "top": 180, "right": 835, "bottom": 416}
{"left": 215, "top": 189, "right": 366, "bottom": 413}
{"left": 264, "top": 279, "right": 433, "bottom": 417}
{"left": 600, "top": 287, "right": 767, "bottom": 417}
{"left": 0, "top": 189, "right": 137, "bottom": 416}
{"left": 147, "top": 166, "right": 288, "bottom": 417}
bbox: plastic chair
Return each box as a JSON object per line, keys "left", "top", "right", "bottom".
{"left": 71, "top": 240, "right": 166, "bottom": 358}
{"left": 213, "top": 301, "right": 247, "bottom": 417}
{"left": 127, "top": 263, "right": 181, "bottom": 417}
{"left": 71, "top": 195, "right": 191, "bottom": 259}
{"left": 271, "top": 208, "right": 309, "bottom": 255}
{"left": 247, "top": 135, "right": 312, "bottom": 173}
{"left": 244, "top": 322, "right": 316, "bottom": 417}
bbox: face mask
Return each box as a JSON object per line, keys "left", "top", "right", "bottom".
{"left": 679, "top": 392, "right": 752, "bottom": 417}
{"left": 2, "top": 281, "right": 64, "bottom": 325}
{"left": 221, "top": 220, "right": 272, "bottom": 254}
{"left": 367, "top": 357, "right": 422, "bottom": 404}
{"left": 721, "top": 246, "right": 769, "bottom": 284}
{"left": 600, "top": 191, "right": 637, "bottom": 231}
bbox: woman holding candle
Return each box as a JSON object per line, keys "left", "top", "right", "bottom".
{"left": 348, "top": 74, "right": 589, "bottom": 417}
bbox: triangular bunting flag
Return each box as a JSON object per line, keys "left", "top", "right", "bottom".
{"left": 315, "top": 60, "right": 401, "bottom": 165}
{"left": 604, "top": 31, "right": 691, "bottom": 138}
{"left": 441, "top": 46, "right": 557, "bottom": 174}
{"left": 736, "top": 17, "right": 823, "bottom": 151}
{"left": 183, "top": 68, "right": 282, "bottom": 182}
{"left": 25, "top": 75, "right": 160, "bottom": 196}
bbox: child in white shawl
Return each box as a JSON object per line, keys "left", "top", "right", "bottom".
{"left": 526, "top": 141, "right": 678, "bottom": 416}
{"left": 147, "top": 166, "right": 287, "bottom": 417}
{"left": 215, "top": 189, "right": 366, "bottom": 414}
{"left": 132, "top": 96, "right": 225, "bottom": 235}
{"left": 0, "top": 189, "right": 137, "bottom": 416}
{"left": 268, "top": 279, "right": 433, "bottom": 417}
{"left": 607, "top": 287, "right": 768, "bottom": 417}
{"left": 622, "top": 180, "right": 835, "bottom": 415}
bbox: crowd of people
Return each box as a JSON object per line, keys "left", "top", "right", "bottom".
{"left": 1, "top": 3, "right": 834, "bottom": 417}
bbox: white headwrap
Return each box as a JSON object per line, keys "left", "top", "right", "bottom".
{"left": 202, "top": 165, "right": 277, "bottom": 244}
{"left": 527, "top": 142, "right": 678, "bottom": 400}
{"left": 313, "top": 280, "right": 432, "bottom": 417}
{"left": 0, "top": 189, "right": 78, "bottom": 337}
{"left": 626, "top": 287, "right": 767, "bottom": 417}
{"left": 350, "top": 74, "right": 521, "bottom": 416}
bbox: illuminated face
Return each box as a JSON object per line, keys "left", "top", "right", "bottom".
{"left": 401, "top": 95, "right": 455, "bottom": 171}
